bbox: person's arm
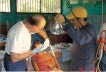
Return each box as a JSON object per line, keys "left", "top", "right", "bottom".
{"left": 11, "top": 46, "right": 44, "bottom": 63}
{"left": 63, "top": 23, "right": 96, "bottom": 45}
{"left": 9, "top": 31, "right": 42, "bottom": 63}
{"left": 52, "top": 56, "right": 60, "bottom": 69}
{"left": 38, "top": 30, "right": 50, "bottom": 50}
{"left": 38, "top": 30, "right": 49, "bottom": 40}
{"left": 10, "top": 51, "right": 33, "bottom": 63}
{"left": 7, "top": 31, "right": 33, "bottom": 62}
{"left": 71, "top": 24, "right": 96, "bottom": 45}
{"left": 31, "top": 56, "right": 39, "bottom": 71}
{"left": 49, "top": 53, "right": 60, "bottom": 70}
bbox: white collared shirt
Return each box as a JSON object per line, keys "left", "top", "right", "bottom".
{"left": 5, "top": 21, "right": 31, "bottom": 54}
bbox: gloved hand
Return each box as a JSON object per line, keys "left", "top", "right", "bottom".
{"left": 32, "top": 39, "right": 50, "bottom": 53}
{"left": 42, "top": 39, "right": 50, "bottom": 51}
{"left": 32, "top": 46, "right": 43, "bottom": 54}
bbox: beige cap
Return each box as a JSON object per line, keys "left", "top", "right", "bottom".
{"left": 66, "top": 7, "right": 88, "bottom": 19}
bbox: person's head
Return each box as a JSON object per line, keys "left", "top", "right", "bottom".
{"left": 24, "top": 15, "right": 46, "bottom": 33}
{"left": 66, "top": 7, "right": 88, "bottom": 29}
{"left": 33, "top": 41, "right": 42, "bottom": 48}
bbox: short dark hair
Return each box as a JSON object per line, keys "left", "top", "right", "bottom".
{"left": 27, "top": 16, "right": 39, "bottom": 25}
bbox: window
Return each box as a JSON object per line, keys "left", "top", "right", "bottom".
{"left": 0, "top": 0, "right": 10, "bottom": 12}
{"left": 17, "top": 0, "right": 61, "bottom": 13}
{"left": 70, "top": 0, "right": 78, "bottom": 4}
{"left": 17, "top": 0, "right": 40, "bottom": 13}
{"left": 41, "top": 0, "right": 61, "bottom": 13}
{"left": 83, "top": 0, "right": 88, "bottom": 3}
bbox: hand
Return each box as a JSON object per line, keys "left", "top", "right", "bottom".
{"left": 32, "top": 39, "right": 50, "bottom": 54}
{"left": 32, "top": 47, "right": 43, "bottom": 54}
{"left": 55, "top": 13, "right": 65, "bottom": 24}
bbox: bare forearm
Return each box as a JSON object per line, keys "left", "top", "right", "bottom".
{"left": 38, "top": 30, "right": 48, "bottom": 39}
{"left": 53, "top": 56, "right": 60, "bottom": 69}
{"left": 31, "top": 57, "right": 39, "bottom": 71}
{"left": 11, "top": 50, "right": 33, "bottom": 63}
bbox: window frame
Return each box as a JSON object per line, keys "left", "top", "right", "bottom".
{"left": 16, "top": 0, "right": 61, "bottom": 13}
{"left": 0, "top": 0, "right": 11, "bottom": 13}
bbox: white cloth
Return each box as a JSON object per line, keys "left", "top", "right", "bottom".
{"left": 97, "top": 23, "right": 106, "bottom": 39}
{"left": 5, "top": 21, "right": 31, "bottom": 54}
{"left": 42, "top": 39, "right": 50, "bottom": 51}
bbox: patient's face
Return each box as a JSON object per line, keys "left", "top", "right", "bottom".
{"left": 34, "top": 41, "right": 42, "bottom": 48}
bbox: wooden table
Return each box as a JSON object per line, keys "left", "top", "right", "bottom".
{"left": 48, "top": 33, "right": 72, "bottom": 45}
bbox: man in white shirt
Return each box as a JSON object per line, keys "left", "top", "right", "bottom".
{"left": 4, "top": 15, "right": 50, "bottom": 71}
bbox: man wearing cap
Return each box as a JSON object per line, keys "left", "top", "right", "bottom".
{"left": 55, "top": 7, "right": 97, "bottom": 71}
{"left": 4, "top": 15, "right": 50, "bottom": 71}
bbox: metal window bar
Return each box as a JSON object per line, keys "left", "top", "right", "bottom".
{"left": 17, "top": 0, "right": 40, "bottom": 13}
{"left": 17, "top": 0, "right": 61, "bottom": 13}
{"left": 83, "top": 0, "right": 88, "bottom": 3}
{"left": 41, "top": 0, "right": 61, "bottom": 13}
{"left": 0, "top": 0, "right": 10, "bottom": 12}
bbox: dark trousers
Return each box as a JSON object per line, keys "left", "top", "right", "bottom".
{"left": 70, "top": 47, "right": 96, "bottom": 71}
{"left": 101, "top": 62, "right": 106, "bottom": 71}
{"left": 3, "top": 53, "right": 27, "bottom": 71}
{"left": 101, "top": 54, "right": 106, "bottom": 71}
